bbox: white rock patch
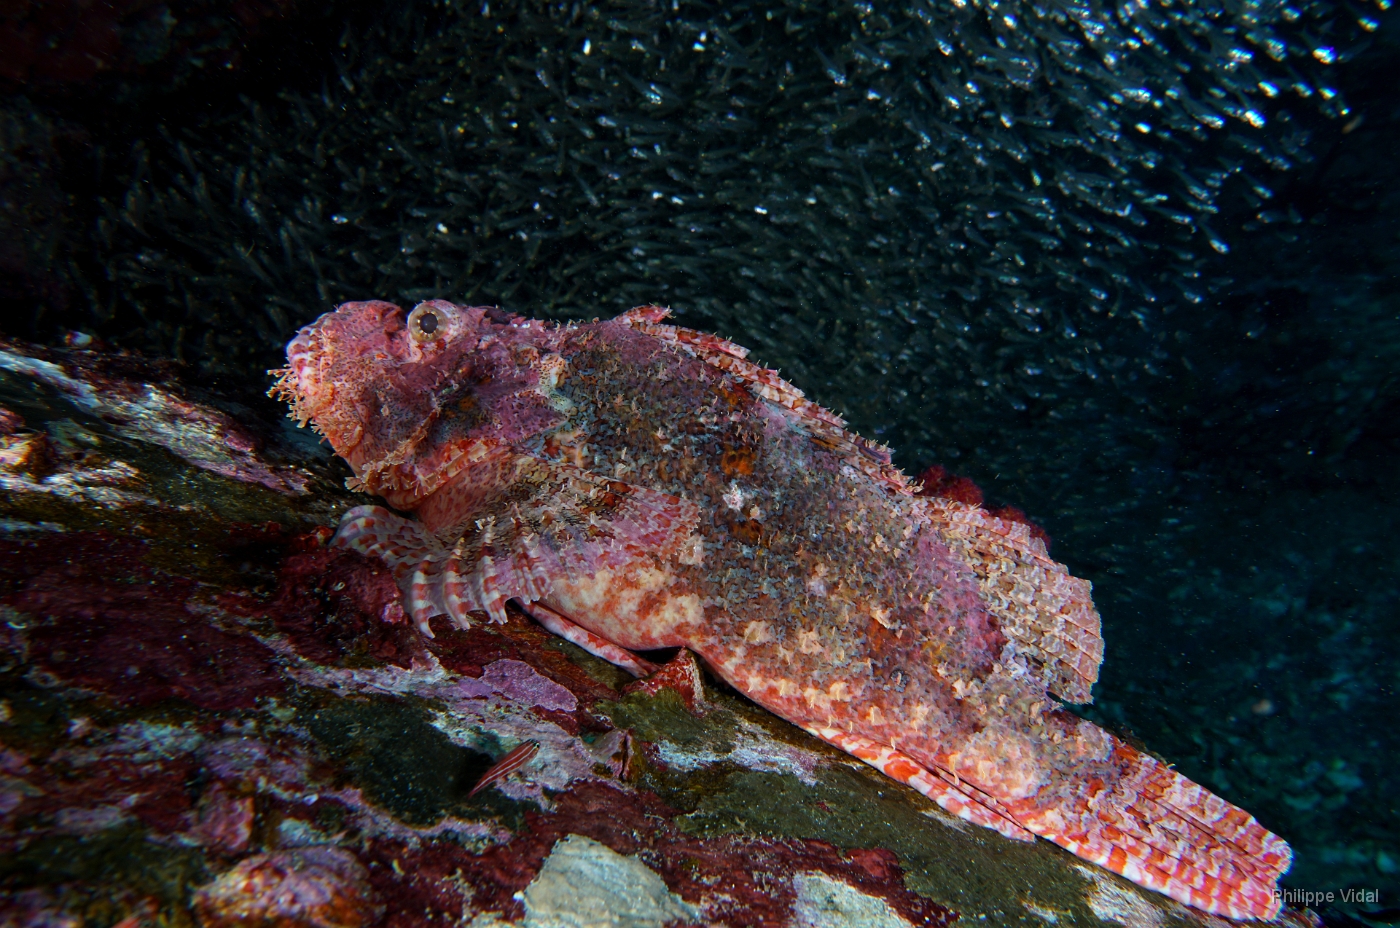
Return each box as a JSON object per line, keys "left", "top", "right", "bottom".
{"left": 789, "top": 871, "right": 914, "bottom": 928}
{"left": 488, "top": 834, "right": 702, "bottom": 928}
{"left": 1075, "top": 865, "right": 1164, "bottom": 928}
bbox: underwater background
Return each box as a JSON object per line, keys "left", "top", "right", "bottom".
{"left": 2, "top": 0, "right": 1397, "bottom": 919}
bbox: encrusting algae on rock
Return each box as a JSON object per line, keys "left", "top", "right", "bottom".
{"left": 273, "top": 299, "right": 1293, "bottom": 920}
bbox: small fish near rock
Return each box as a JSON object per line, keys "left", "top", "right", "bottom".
{"left": 273, "top": 300, "right": 1292, "bottom": 920}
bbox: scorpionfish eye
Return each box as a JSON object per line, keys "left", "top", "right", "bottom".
{"left": 407, "top": 302, "right": 452, "bottom": 343}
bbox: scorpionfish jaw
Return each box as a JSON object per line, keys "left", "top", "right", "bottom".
{"left": 273, "top": 299, "right": 487, "bottom": 484}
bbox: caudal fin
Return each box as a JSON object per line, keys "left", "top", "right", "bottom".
{"left": 1019, "top": 739, "right": 1291, "bottom": 920}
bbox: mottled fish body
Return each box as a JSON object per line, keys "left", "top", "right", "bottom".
{"left": 273, "top": 300, "right": 1290, "bottom": 919}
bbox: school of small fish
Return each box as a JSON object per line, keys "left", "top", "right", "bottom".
{"left": 274, "top": 298, "right": 1292, "bottom": 919}
{"left": 103, "top": 0, "right": 1368, "bottom": 448}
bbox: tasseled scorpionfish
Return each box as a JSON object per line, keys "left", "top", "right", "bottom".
{"left": 273, "top": 300, "right": 1290, "bottom": 919}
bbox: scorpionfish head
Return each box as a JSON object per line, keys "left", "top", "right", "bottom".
{"left": 272, "top": 299, "right": 566, "bottom": 507}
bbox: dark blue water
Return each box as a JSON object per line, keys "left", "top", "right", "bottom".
{"left": 4, "top": 0, "right": 1397, "bottom": 918}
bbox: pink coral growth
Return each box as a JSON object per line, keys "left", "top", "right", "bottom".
{"left": 915, "top": 463, "right": 1051, "bottom": 548}
{"left": 479, "top": 659, "right": 578, "bottom": 712}
{"left": 193, "top": 847, "right": 382, "bottom": 928}
{"left": 192, "top": 781, "right": 255, "bottom": 856}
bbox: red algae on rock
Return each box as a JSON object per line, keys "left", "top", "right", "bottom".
{"left": 191, "top": 780, "right": 256, "bottom": 856}
{"left": 914, "top": 464, "right": 1051, "bottom": 548}
{"left": 268, "top": 538, "right": 424, "bottom": 669}
{"left": 8, "top": 532, "right": 285, "bottom": 710}
{"left": 364, "top": 779, "right": 954, "bottom": 928}
{"left": 914, "top": 465, "right": 987, "bottom": 507}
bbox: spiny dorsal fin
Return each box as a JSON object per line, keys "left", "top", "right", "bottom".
{"left": 618, "top": 308, "right": 911, "bottom": 494}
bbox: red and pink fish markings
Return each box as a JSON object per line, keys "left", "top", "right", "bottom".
{"left": 273, "top": 300, "right": 1291, "bottom": 920}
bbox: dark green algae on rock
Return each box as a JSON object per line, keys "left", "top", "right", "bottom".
{"left": 295, "top": 690, "right": 536, "bottom": 833}
{"left": 603, "top": 684, "right": 1284, "bottom": 928}
{"left": 0, "top": 337, "right": 1329, "bottom": 928}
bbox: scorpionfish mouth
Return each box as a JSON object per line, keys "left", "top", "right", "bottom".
{"left": 269, "top": 300, "right": 411, "bottom": 453}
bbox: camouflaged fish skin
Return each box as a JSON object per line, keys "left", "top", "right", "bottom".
{"left": 274, "top": 300, "right": 1291, "bottom": 919}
